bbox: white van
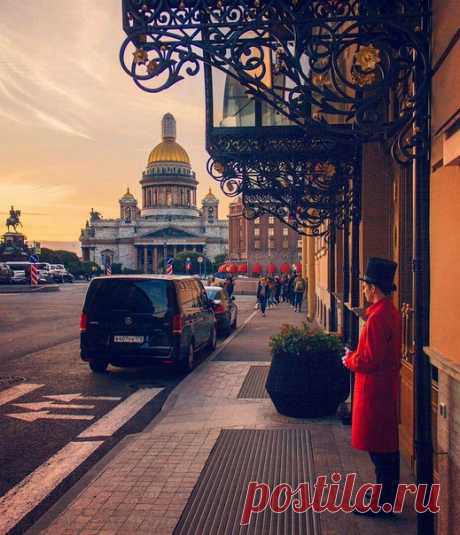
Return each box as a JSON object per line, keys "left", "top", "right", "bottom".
{"left": 5, "top": 262, "right": 31, "bottom": 284}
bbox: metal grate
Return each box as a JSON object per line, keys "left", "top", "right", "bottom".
{"left": 173, "top": 428, "right": 321, "bottom": 535}
{"left": 237, "top": 366, "right": 270, "bottom": 399}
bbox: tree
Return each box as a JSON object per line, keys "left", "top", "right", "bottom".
{"left": 171, "top": 251, "right": 212, "bottom": 275}
{"left": 212, "top": 253, "right": 227, "bottom": 272}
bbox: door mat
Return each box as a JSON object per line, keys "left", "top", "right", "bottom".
{"left": 237, "top": 366, "right": 270, "bottom": 399}
{"left": 173, "top": 428, "right": 320, "bottom": 535}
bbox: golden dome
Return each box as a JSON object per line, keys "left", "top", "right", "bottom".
{"left": 120, "top": 187, "right": 137, "bottom": 203}
{"left": 203, "top": 188, "right": 218, "bottom": 202}
{"left": 148, "top": 139, "right": 190, "bottom": 166}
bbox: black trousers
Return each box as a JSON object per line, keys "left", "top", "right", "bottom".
{"left": 369, "top": 451, "right": 400, "bottom": 505}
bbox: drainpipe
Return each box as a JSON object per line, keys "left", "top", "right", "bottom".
{"left": 307, "top": 235, "right": 316, "bottom": 323}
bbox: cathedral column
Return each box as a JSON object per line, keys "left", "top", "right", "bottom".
{"left": 173, "top": 246, "right": 177, "bottom": 258}
{"left": 143, "top": 246, "right": 148, "bottom": 273}
{"left": 153, "top": 247, "right": 158, "bottom": 273}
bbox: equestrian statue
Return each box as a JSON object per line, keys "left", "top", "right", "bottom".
{"left": 6, "top": 206, "right": 23, "bottom": 233}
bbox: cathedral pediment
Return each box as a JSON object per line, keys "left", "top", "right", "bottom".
{"left": 141, "top": 227, "right": 200, "bottom": 239}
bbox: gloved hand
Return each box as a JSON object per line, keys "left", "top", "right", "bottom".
{"left": 341, "top": 347, "right": 352, "bottom": 367}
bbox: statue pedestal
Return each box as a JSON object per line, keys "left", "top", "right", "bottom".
{"left": 0, "top": 232, "right": 29, "bottom": 262}
{"left": 2, "top": 232, "right": 27, "bottom": 248}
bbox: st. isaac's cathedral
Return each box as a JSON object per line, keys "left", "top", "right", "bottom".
{"left": 80, "top": 113, "right": 228, "bottom": 271}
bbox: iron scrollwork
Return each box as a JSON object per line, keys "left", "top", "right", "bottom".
{"left": 207, "top": 150, "right": 360, "bottom": 238}
{"left": 120, "top": 0, "right": 430, "bottom": 162}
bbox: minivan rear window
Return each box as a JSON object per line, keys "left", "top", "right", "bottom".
{"left": 87, "top": 279, "right": 168, "bottom": 315}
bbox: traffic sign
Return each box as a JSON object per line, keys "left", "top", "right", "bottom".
{"left": 29, "top": 254, "right": 39, "bottom": 263}
{"left": 197, "top": 256, "right": 204, "bottom": 263}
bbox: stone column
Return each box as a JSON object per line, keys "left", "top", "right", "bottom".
{"left": 173, "top": 246, "right": 177, "bottom": 258}
{"left": 153, "top": 247, "right": 158, "bottom": 273}
{"left": 143, "top": 246, "right": 148, "bottom": 273}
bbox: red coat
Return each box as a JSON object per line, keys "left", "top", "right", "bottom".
{"left": 344, "top": 297, "right": 401, "bottom": 453}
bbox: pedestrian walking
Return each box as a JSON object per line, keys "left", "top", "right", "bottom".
{"left": 226, "top": 275, "right": 234, "bottom": 298}
{"left": 274, "top": 276, "right": 281, "bottom": 304}
{"left": 281, "top": 274, "right": 289, "bottom": 302}
{"left": 267, "top": 278, "right": 276, "bottom": 308}
{"left": 256, "top": 277, "right": 269, "bottom": 317}
{"left": 293, "top": 274, "right": 306, "bottom": 312}
{"left": 342, "top": 257, "right": 401, "bottom": 516}
{"left": 288, "top": 273, "right": 296, "bottom": 305}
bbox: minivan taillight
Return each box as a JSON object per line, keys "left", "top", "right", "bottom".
{"left": 172, "top": 314, "right": 184, "bottom": 334}
{"left": 214, "top": 303, "right": 225, "bottom": 314}
{"left": 80, "top": 313, "right": 88, "bottom": 333}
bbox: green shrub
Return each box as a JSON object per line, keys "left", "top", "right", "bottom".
{"left": 270, "top": 323, "right": 344, "bottom": 358}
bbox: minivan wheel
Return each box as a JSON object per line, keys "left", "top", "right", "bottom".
{"left": 89, "top": 360, "right": 108, "bottom": 373}
{"left": 180, "top": 343, "right": 195, "bottom": 373}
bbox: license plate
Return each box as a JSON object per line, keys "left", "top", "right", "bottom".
{"left": 113, "top": 335, "right": 144, "bottom": 344}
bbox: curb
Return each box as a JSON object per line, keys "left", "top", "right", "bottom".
{"left": 0, "top": 285, "right": 60, "bottom": 294}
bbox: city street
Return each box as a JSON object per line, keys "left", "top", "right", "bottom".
{"left": 0, "top": 288, "right": 256, "bottom": 534}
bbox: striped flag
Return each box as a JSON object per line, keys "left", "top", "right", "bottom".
{"left": 30, "top": 264, "right": 39, "bottom": 285}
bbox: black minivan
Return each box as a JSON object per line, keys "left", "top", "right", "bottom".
{"left": 80, "top": 275, "right": 216, "bottom": 373}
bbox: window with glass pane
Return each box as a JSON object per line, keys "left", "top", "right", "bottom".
{"left": 269, "top": 217, "right": 275, "bottom": 225}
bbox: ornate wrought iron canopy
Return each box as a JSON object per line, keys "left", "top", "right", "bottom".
{"left": 207, "top": 125, "right": 359, "bottom": 236}
{"left": 119, "top": 0, "right": 429, "bottom": 236}
{"left": 120, "top": 0, "right": 430, "bottom": 163}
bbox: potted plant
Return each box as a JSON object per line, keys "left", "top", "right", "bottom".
{"left": 266, "top": 323, "right": 349, "bottom": 418}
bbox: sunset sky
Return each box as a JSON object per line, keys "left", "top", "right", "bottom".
{"left": 0, "top": 0, "right": 229, "bottom": 248}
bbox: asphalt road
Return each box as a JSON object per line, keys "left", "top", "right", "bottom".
{"left": 0, "top": 283, "right": 87, "bottom": 362}
{"left": 0, "top": 287, "right": 255, "bottom": 534}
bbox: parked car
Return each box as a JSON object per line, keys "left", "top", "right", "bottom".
{"left": 5, "top": 262, "right": 31, "bottom": 284}
{"left": 36, "top": 262, "right": 55, "bottom": 283}
{"left": 49, "top": 264, "right": 74, "bottom": 283}
{"left": 80, "top": 275, "right": 217, "bottom": 373}
{"left": 0, "top": 263, "right": 13, "bottom": 284}
{"left": 204, "top": 285, "right": 238, "bottom": 335}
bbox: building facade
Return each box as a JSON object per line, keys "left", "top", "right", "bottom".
{"left": 80, "top": 113, "right": 228, "bottom": 271}
{"left": 301, "top": 3, "right": 459, "bottom": 533}
{"left": 228, "top": 196, "right": 301, "bottom": 273}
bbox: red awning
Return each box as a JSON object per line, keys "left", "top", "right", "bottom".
{"left": 238, "top": 264, "right": 247, "bottom": 273}
{"left": 218, "top": 265, "right": 225, "bottom": 272}
{"left": 267, "top": 263, "right": 277, "bottom": 274}
{"left": 280, "top": 262, "right": 290, "bottom": 273}
{"left": 229, "top": 264, "right": 238, "bottom": 273}
{"left": 252, "top": 262, "right": 262, "bottom": 274}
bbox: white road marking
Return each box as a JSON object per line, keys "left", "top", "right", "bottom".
{"left": 78, "top": 387, "right": 163, "bottom": 438}
{"left": 210, "top": 309, "right": 258, "bottom": 361}
{"left": 45, "top": 393, "right": 121, "bottom": 402}
{"left": 0, "top": 383, "right": 44, "bottom": 407}
{"left": 13, "top": 401, "right": 95, "bottom": 411}
{"left": 6, "top": 411, "right": 95, "bottom": 422}
{"left": 0, "top": 440, "right": 103, "bottom": 534}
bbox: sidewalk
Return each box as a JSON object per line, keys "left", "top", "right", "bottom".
{"left": 35, "top": 302, "right": 416, "bottom": 535}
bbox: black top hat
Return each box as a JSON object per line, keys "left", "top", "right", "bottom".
{"left": 360, "top": 257, "right": 397, "bottom": 293}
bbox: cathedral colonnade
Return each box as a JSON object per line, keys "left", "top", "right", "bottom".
{"left": 137, "top": 243, "right": 205, "bottom": 273}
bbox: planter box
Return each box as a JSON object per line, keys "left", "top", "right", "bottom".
{"left": 266, "top": 349, "right": 350, "bottom": 418}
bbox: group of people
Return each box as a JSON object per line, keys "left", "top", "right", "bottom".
{"left": 256, "top": 272, "right": 307, "bottom": 316}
